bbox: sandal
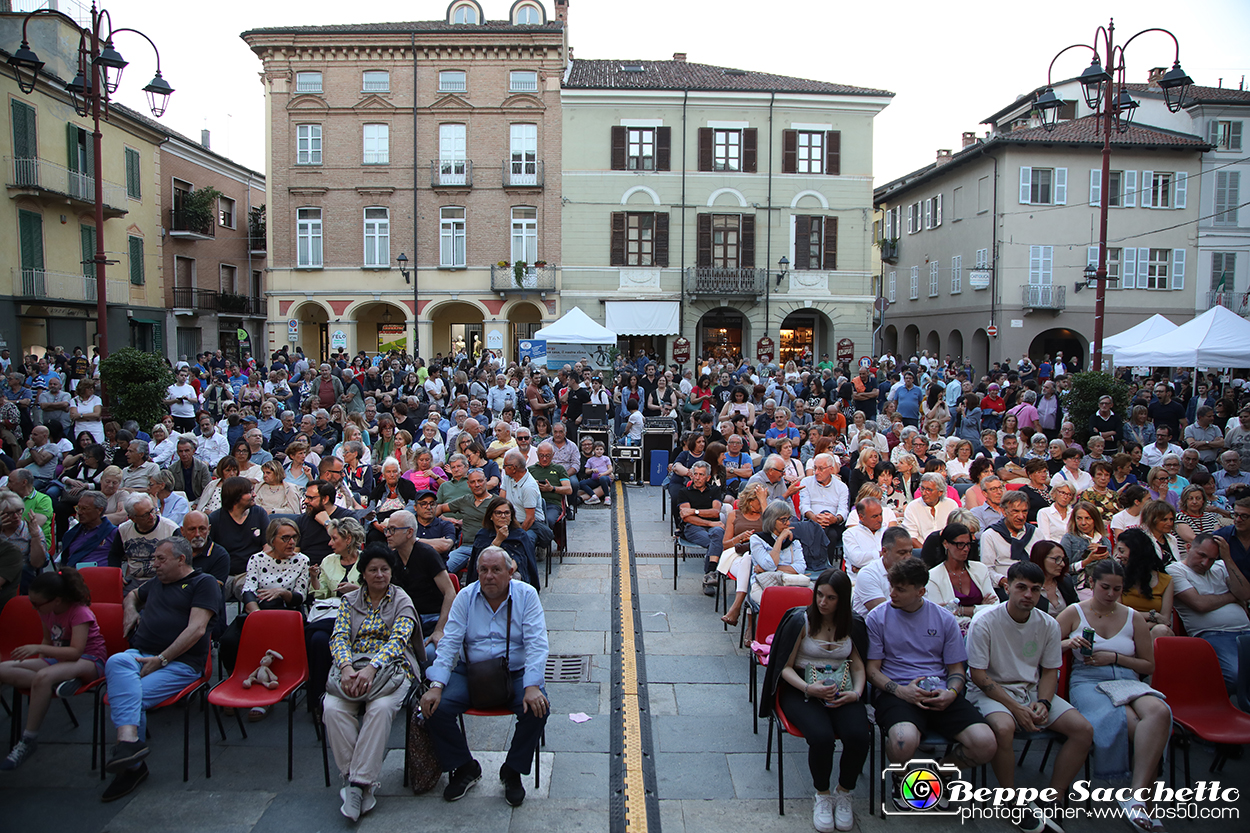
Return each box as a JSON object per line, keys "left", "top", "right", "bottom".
{"left": 248, "top": 706, "right": 270, "bottom": 723}
{"left": 1117, "top": 799, "right": 1154, "bottom": 832}
{"left": 721, "top": 611, "right": 740, "bottom": 627}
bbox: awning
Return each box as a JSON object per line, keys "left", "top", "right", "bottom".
{"left": 605, "top": 300, "right": 680, "bottom": 336}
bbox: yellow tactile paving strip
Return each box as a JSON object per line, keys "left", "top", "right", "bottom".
{"left": 615, "top": 479, "right": 649, "bottom": 833}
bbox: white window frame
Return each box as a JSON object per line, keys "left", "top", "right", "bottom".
{"left": 1145, "top": 171, "right": 1174, "bottom": 209}
{"left": 951, "top": 254, "right": 962, "bottom": 294}
{"left": 627, "top": 127, "right": 655, "bottom": 171}
{"left": 439, "top": 70, "right": 467, "bottom": 93}
{"left": 295, "top": 71, "right": 322, "bottom": 94}
{"left": 1144, "top": 248, "right": 1170, "bottom": 290}
{"left": 1212, "top": 252, "right": 1236, "bottom": 292}
{"left": 511, "top": 207, "right": 538, "bottom": 264}
{"left": 796, "top": 131, "right": 824, "bottom": 175}
{"left": 363, "top": 207, "right": 389, "bottom": 267}
{"left": 297, "top": 208, "right": 322, "bottom": 268}
{"left": 713, "top": 129, "right": 742, "bottom": 172}
{"left": 450, "top": 2, "right": 479, "bottom": 24}
{"left": 907, "top": 202, "right": 921, "bottom": 234}
{"left": 363, "top": 123, "right": 389, "bottom": 165}
{"left": 929, "top": 262, "right": 940, "bottom": 297}
{"left": 909, "top": 266, "right": 919, "bottom": 300}
{"left": 975, "top": 248, "right": 989, "bottom": 269}
{"left": 439, "top": 123, "right": 468, "bottom": 185}
{"left": 509, "top": 70, "right": 538, "bottom": 92}
{"left": 513, "top": 3, "right": 542, "bottom": 24}
{"left": 1210, "top": 120, "right": 1243, "bottom": 152}
{"left": 296, "top": 124, "right": 322, "bottom": 165}
{"left": 1019, "top": 166, "right": 1066, "bottom": 205}
{"left": 1028, "top": 245, "right": 1053, "bottom": 286}
{"left": 218, "top": 195, "right": 235, "bottom": 229}
{"left": 509, "top": 123, "right": 538, "bottom": 185}
{"left": 440, "top": 207, "right": 466, "bottom": 268}
{"left": 362, "top": 70, "right": 390, "bottom": 93}
{"left": 887, "top": 271, "right": 896, "bottom": 303}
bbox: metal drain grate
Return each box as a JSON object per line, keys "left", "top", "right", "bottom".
{"left": 545, "top": 654, "right": 592, "bottom": 683}
{"left": 633, "top": 552, "right": 675, "bottom": 559}
{"left": 554, "top": 551, "right": 614, "bottom": 559}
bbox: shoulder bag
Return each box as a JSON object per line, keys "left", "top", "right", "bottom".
{"left": 465, "top": 596, "right": 513, "bottom": 710}
{"left": 327, "top": 652, "right": 407, "bottom": 703}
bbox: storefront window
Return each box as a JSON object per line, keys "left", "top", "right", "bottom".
{"left": 700, "top": 312, "right": 743, "bottom": 362}
{"left": 778, "top": 316, "right": 815, "bottom": 364}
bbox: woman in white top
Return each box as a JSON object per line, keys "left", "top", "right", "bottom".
{"left": 254, "top": 460, "right": 304, "bottom": 516}
{"left": 1140, "top": 499, "right": 1183, "bottom": 566}
{"left": 1109, "top": 484, "right": 1148, "bottom": 536}
{"left": 946, "top": 440, "right": 975, "bottom": 483}
{"left": 748, "top": 501, "right": 807, "bottom": 608}
{"left": 718, "top": 385, "right": 755, "bottom": 426}
{"left": 922, "top": 522, "right": 996, "bottom": 635}
{"left": 148, "top": 423, "right": 180, "bottom": 468}
{"left": 1050, "top": 448, "right": 1093, "bottom": 493}
{"left": 1037, "top": 482, "right": 1076, "bottom": 542}
{"left": 70, "top": 379, "right": 104, "bottom": 444}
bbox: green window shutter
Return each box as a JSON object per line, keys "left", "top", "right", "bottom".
{"left": 11, "top": 101, "right": 36, "bottom": 159}
{"left": 81, "top": 225, "right": 97, "bottom": 278}
{"left": 18, "top": 210, "right": 44, "bottom": 272}
{"left": 67, "top": 121, "right": 80, "bottom": 171}
{"left": 129, "top": 236, "right": 144, "bottom": 285}
{"left": 152, "top": 320, "right": 164, "bottom": 354}
{"left": 125, "top": 148, "right": 141, "bottom": 198}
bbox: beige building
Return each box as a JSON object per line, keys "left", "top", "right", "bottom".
{"left": 241, "top": 0, "right": 567, "bottom": 363}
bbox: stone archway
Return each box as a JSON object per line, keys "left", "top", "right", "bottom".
{"left": 778, "top": 308, "right": 834, "bottom": 366}
{"left": 902, "top": 324, "right": 920, "bottom": 359}
{"left": 1028, "top": 328, "right": 1088, "bottom": 370}
{"left": 947, "top": 329, "right": 964, "bottom": 365}
{"left": 506, "top": 300, "right": 544, "bottom": 363}
{"left": 883, "top": 325, "right": 899, "bottom": 357}
{"left": 290, "top": 301, "right": 329, "bottom": 362}
{"left": 925, "top": 330, "right": 941, "bottom": 357}
{"left": 972, "top": 329, "right": 990, "bottom": 377}
{"left": 697, "top": 307, "right": 751, "bottom": 364}
{"left": 427, "top": 300, "right": 486, "bottom": 360}
{"left": 352, "top": 301, "right": 410, "bottom": 355}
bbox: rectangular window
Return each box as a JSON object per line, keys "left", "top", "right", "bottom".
{"left": 439, "top": 123, "right": 468, "bottom": 184}
{"left": 628, "top": 213, "right": 654, "bottom": 266}
{"left": 295, "top": 72, "right": 322, "bottom": 93}
{"left": 976, "top": 248, "right": 989, "bottom": 269}
{"left": 1028, "top": 245, "right": 1053, "bottom": 285}
{"left": 712, "top": 215, "right": 741, "bottom": 268}
{"left": 124, "top": 147, "right": 141, "bottom": 199}
{"left": 128, "top": 235, "right": 144, "bottom": 285}
{"left": 440, "top": 207, "right": 466, "bottom": 267}
{"left": 297, "top": 208, "right": 322, "bottom": 268}
{"left": 794, "top": 216, "right": 837, "bottom": 271}
{"left": 929, "top": 262, "right": 940, "bottom": 297}
{"left": 219, "top": 263, "right": 237, "bottom": 294}
{"left": 888, "top": 271, "right": 896, "bottom": 303}
{"left": 1106, "top": 171, "right": 1123, "bottom": 207}
{"left": 951, "top": 254, "right": 962, "bottom": 294}
{"left": 296, "top": 124, "right": 322, "bottom": 165}
{"left": 1145, "top": 248, "right": 1170, "bottom": 290}
{"left": 362, "top": 70, "right": 389, "bottom": 92}
{"left": 80, "top": 224, "right": 96, "bottom": 279}
{"left": 951, "top": 186, "right": 961, "bottom": 221}
{"left": 439, "top": 70, "right": 467, "bottom": 93}
{"left": 364, "top": 207, "right": 389, "bottom": 267}
{"left": 509, "top": 70, "right": 538, "bottom": 92}
{"left": 1031, "top": 168, "right": 1053, "bottom": 204}
{"left": 218, "top": 196, "right": 235, "bottom": 229}
{"left": 1150, "top": 172, "right": 1173, "bottom": 208}
{"left": 907, "top": 202, "right": 921, "bottom": 234}
{"left": 1105, "top": 247, "right": 1122, "bottom": 285}
{"left": 511, "top": 207, "right": 538, "bottom": 264}
{"left": 1210, "top": 120, "right": 1243, "bottom": 151}
{"left": 924, "top": 194, "right": 942, "bottom": 229}
{"left": 796, "top": 131, "right": 824, "bottom": 174}
{"left": 627, "top": 127, "right": 655, "bottom": 171}
{"left": 713, "top": 129, "right": 741, "bottom": 172}
{"left": 363, "top": 123, "right": 389, "bottom": 165}
{"left": 18, "top": 209, "right": 44, "bottom": 276}
{"left": 1215, "top": 171, "right": 1240, "bottom": 225}
{"left": 1212, "top": 252, "right": 1236, "bottom": 291}
{"left": 509, "top": 123, "right": 538, "bottom": 184}
{"left": 977, "top": 175, "right": 990, "bottom": 213}
{"left": 909, "top": 266, "right": 919, "bottom": 300}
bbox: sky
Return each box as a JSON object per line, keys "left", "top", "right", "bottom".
{"left": 74, "top": 0, "right": 1250, "bottom": 183}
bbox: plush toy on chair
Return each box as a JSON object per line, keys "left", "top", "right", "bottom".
{"left": 242, "top": 649, "right": 284, "bottom": 690}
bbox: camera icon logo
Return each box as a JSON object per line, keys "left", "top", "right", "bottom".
{"left": 882, "top": 758, "right": 963, "bottom": 816}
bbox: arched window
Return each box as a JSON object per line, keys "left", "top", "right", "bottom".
{"left": 449, "top": 2, "right": 480, "bottom": 24}
{"left": 515, "top": 4, "right": 540, "bottom": 24}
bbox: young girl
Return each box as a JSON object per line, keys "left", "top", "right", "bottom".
{"left": 580, "top": 442, "right": 615, "bottom": 506}
{"left": 0, "top": 567, "right": 106, "bottom": 770}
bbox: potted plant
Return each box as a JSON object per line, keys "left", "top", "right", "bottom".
{"left": 182, "top": 186, "right": 223, "bottom": 235}
{"left": 513, "top": 259, "right": 527, "bottom": 287}
{"left": 533, "top": 259, "right": 548, "bottom": 268}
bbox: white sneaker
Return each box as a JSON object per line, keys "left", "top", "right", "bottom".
{"left": 813, "top": 792, "right": 836, "bottom": 833}
{"left": 359, "top": 785, "right": 377, "bottom": 816}
{"left": 340, "top": 785, "right": 363, "bottom": 821}
{"left": 833, "top": 790, "right": 854, "bottom": 831}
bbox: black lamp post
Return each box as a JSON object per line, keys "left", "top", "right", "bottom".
{"left": 1034, "top": 18, "right": 1190, "bottom": 371}
{"left": 6, "top": 2, "right": 173, "bottom": 359}
{"left": 396, "top": 253, "right": 418, "bottom": 356}
{"left": 775, "top": 255, "right": 789, "bottom": 287}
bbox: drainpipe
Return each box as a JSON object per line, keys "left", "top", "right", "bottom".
{"left": 679, "top": 88, "right": 687, "bottom": 358}
{"left": 989, "top": 152, "right": 999, "bottom": 376}
{"left": 764, "top": 92, "right": 774, "bottom": 350}
{"left": 411, "top": 32, "right": 420, "bottom": 357}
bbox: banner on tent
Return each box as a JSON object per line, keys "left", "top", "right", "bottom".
{"left": 519, "top": 339, "right": 547, "bottom": 367}
{"left": 547, "top": 342, "right": 611, "bottom": 370}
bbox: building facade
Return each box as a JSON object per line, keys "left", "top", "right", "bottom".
{"left": 560, "top": 57, "right": 891, "bottom": 367}
{"left": 242, "top": 0, "right": 566, "bottom": 363}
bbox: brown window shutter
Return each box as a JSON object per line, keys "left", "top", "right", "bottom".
{"left": 698, "top": 128, "right": 714, "bottom": 172}
{"left": 740, "top": 215, "right": 756, "bottom": 268}
{"left": 743, "top": 128, "right": 758, "bottom": 173}
{"left": 823, "top": 216, "right": 838, "bottom": 270}
{"left": 656, "top": 127, "right": 672, "bottom": 171}
{"left": 825, "top": 130, "right": 841, "bottom": 176}
{"left": 696, "top": 214, "right": 712, "bottom": 268}
{"left": 611, "top": 126, "right": 626, "bottom": 171}
{"left": 793, "top": 215, "right": 811, "bottom": 270}
{"left": 610, "top": 212, "right": 626, "bottom": 266}
{"left": 782, "top": 130, "right": 797, "bottom": 174}
{"left": 655, "top": 213, "right": 670, "bottom": 267}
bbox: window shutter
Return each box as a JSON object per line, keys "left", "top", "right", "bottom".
{"left": 1019, "top": 166, "right": 1032, "bottom": 204}
{"left": 67, "top": 122, "right": 79, "bottom": 172}
{"left": 656, "top": 126, "right": 671, "bottom": 171}
{"left": 1175, "top": 171, "right": 1187, "bottom": 209}
{"left": 935, "top": 194, "right": 943, "bottom": 226}
{"left": 740, "top": 215, "right": 756, "bottom": 268}
{"left": 793, "top": 215, "right": 811, "bottom": 270}
{"left": 125, "top": 148, "right": 141, "bottom": 198}
{"left": 884, "top": 207, "right": 893, "bottom": 240}
{"left": 1089, "top": 169, "right": 1101, "bottom": 206}
{"left": 80, "top": 224, "right": 96, "bottom": 278}
{"left": 129, "top": 236, "right": 144, "bottom": 285}
{"left": 610, "top": 126, "right": 626, "bottom": 170}
{"left": 1141, "top": 171, "right": 1154, "bottom": 208}
{"left": 1172, "top": 248, "right": 1185, "bottom": 290}
{"left": 1122, "top": 247, "right": 1136, "bottom": 289}
{"left": 1232, "top": 121, "right": 1243, "bottom": 152}
{"left": 742, "top": 128, "right": 758, "bottom": 173}
{"left": 609, "top": 212, "right": 626, "bottom": 266}
{"left": 1139, "top": 248, "right": 1151, "bottom": 288}
{"left": 1054, "top": 168, "right": 1068, "bottom": 205}
{"left": 1209, "top": 121, "right": 1221, "bottom": 145}
{"left": 698, "top": 128, "right": 713, "bottom": 172}
{"left": 18, "top": 210, "right": 44, "bottom": 272}
{"left": 923, "top": 199, "right": 932, "bottom": 229}
{"left": 11, "top": 101, "right": 36, "bottom": 160}
{"left": 1123, "top": 170, "right": 1137, "bottom": 207}
{"left": 654, "top": 213, "right": 669, "bottom": 267}
{"left": 782, "top": 130, "right": 797, "bottom": 174}
{"left": 696, "top": 214, "right": 712, "bottom": 268}
{"left": 152, "top": 319, "right": 164, "bottom": 355}
{"left": 823, "top": 216, "right": 838, "bottom": 271}
{"left": 825, "top": 130, "right": 841, "bottom": 176}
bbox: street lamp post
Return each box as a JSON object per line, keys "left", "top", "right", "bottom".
{"left": 396, "top": 252, "right": 418, "bottom": 356}
{"left": 1033, "top": 18, "right": 1190, "bottom": 372}
{"left": 7, "top": 2, "right": 173, "bottom": 360}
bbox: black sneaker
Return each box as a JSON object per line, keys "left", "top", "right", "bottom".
{"left": 891, "top": 773, "right": 908, "bottom": 812}
{"left": 102, "top": 762, "right": 149, "bottom": 802}
{"left": 500, "top": 764, "right": 525, "bottom": 807}
{"left": 55, "top": 678, "right": 83, "bottom": 698}
{"left": 105, "top": 740, "right": 150, "bottom": 774}
{"left": 443, "top": 759, "right": 482, "bottom": 801}
{"left": 1017, "top": 802, "right": 1045, "bottom": 833}
{"left": 0, "top": 738, "right": 36, "bottom": 771}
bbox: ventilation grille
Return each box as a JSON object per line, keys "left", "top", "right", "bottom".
{"left": 545, "top": 654, "right": 592, "bottom": 683}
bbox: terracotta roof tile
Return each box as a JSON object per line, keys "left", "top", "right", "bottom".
{"left": 1123, "top": 83, "right": 1250, "bottom": 105}
{"left": 564, "top": 59, "right": 892, "bottom": 97}
{"left": 998, "top": 115, "right": 1208, "bottom": 147}
{"left": 242, "top": 20, "right": 562, "bottom": 36}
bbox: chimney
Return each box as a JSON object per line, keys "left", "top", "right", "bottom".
{"left": 201, "top": 129, "right": 211, "bottom": 149}
{"left": 962, "top": 131, "right": 977, "bottom": 148}
{"left": 935, "top": 149, "right": 952, "bottom": 166}
{"left": 554, "top": 0, "right": 569, "bottom": 25}
{"left": 1147, "top": 67, "right": 1167, "bottom": 87}
{"left": 672, "top": 52, "right": 687, "bottom": 62}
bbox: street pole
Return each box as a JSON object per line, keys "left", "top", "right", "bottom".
{"left": 90, "top": 3, "right": 109, "bottom": 358}
{"left": 1091, "top": 22, "right": 1114, "bottom": 374}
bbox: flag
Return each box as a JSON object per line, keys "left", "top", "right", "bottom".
{"left": 1215, "top": 270, "right": 1227, "bottom": 293}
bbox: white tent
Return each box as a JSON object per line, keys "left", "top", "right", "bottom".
{"left": 534, "top": 306, "right": 617, "bottom": 345}
{"left": 1112, "top": 306, "right": 1250, "bottom": 368}
{"left": 1102, "top": 314, "right": 1178, "bottom": 353}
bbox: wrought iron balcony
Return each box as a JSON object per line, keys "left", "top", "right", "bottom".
{"left": 503, "top": 160, "right": 544, "bottom": 188}
{"left": 11, "top": 268, "right": 128, "bottom": 304}
{"left": 172, "top": 286, "right": 218, "bottom": 312}
{"left": 218, "top": 292, "right": 266, "bottom": 316}
{"left": 1022, "top": 284, "right": 1066, "bottom": 312}
{"left": 879, "top": 239, "right": 899, "bottom": 264}
{"left": 1207, "top": 290, "right": 1249, "bottom": 315}
{"left": 5, "top": 156, "right": 128, "bottom": 216}
{"left": 169, "top": 206, "right": 214, "bottom": 239}
{"left": 430, "top": 160, "right": 473, "bottom": 188}
{"left": 491, "top": 265, "right": 556, "bottom": 292}
{"left": 684, "top": 267, "right": 767, "bottom": 298}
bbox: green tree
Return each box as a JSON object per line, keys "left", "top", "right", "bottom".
{"left": 99, "top": 347, "right": 175, "bottom": 429}
{"left": 1064, "top": 371, "right": 1131, "bottom": 446}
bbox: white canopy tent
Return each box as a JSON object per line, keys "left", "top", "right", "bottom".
{"left": 1102, "top": 314, "right": 1178, "bottom": 353}
{"left": 1112, "top": 306, "right": 1250, "bottom": 368}
{"left": 534, "top": 306, "right": 617, "bottom": 344}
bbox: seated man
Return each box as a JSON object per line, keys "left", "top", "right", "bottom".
{"left": 147, "top": 470, "right": 189, "bottom": 526}
{"left": 59, "top": 490, "right": 117, "bottom": 569}
{"left": 437, "top": 469, "right": 493, "bottom": 575}
{"left": 529, "top": 442, "right": 572, "bottom": 531}
{"left": 851, "top": 527, "right": 914, "bottom": 617}
{"left": 1167, "top": 533, "right": 1250, "bottom": 692}
{"left": 798, "top": 453, "right": 849, "bottom": 571}
{"left": 967, "top": 562, "right": 1093, "bottom": 830}
{"left": 107, "top": 493, "right": 179, "bottom": 594}
{"left": 677, "top": 460, "right": 723, "bottom": 553}
{"left": 499, "top": 450, "right": 551, "bottom": 550}
{"left": 120, "top": 440, "right": 159, "bottom": 491}
{"left": 420, "top": 547, "right": 550, "bottom": 807}
{"left": 102, "top": 538, "right": 220, "bottom": 801}
{"left": 980, "top": 491, "right": 1038, "bottom": 589}
{"left": 866, "top": 557, "right": 996, "bottom": 807}
{"left": 842, "top": 497, "right": 886, "bottom": 575}
{"left": 413, "top": 490, "right": 458, "bottom": 557}
{"left": 902, "top": 473, "right": 959, "bottom": 549}
{"left": 384, "top": 511, "right": 456, "bottom": 647}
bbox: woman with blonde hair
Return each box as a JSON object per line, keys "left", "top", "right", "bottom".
{"left": 391, "top": 429, "right": 418, "bottom": 474}
{"left": 196, "top": 456, "right": 242, "bottom": 515}
{"left": 1139, "top": 499, "right": 1182, "bottom": 566}
{"left": 254, "top": 459, "right": 304, "bottom": 515}
{"left": 1174, "top": 484, "right": 1223, "bottom": 553}
{"left": 845, "top": 446, "right": 879, "bottom": 503}
{"left": 1059, "top": 501, "right": 1110, "bottom": 582}
{"left": 717, "top": 483, "right": 770, "bottom": 627}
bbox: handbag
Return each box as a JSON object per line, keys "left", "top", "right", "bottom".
{"left": 327, "top": 653, "right": 407, "bottom": 703}
{"left": 406, "top": 682, "right": 441, "bottom": 794}
{"left": 805, "top": 661, "right": 852, "bottom": 696}
{"left": 465, "top": 597, "right": 513, "bottom": 710}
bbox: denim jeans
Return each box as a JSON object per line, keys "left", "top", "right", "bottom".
{"left": 105, "top": 649, "right": 203, "bottom": 739}
{"left": 447, "top": 545, "right": 473, "bottom": 574}
{"left": 1198, "top": 629, "right": 1250, "bottom": 692}
{"left": 425, "top": 666, "right": 548, "bottom": 775}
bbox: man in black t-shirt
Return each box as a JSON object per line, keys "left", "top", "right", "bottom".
{"left": 561, "top": 375, "right": 591, "bottom": 440}
{"left": 297, "top": 480, "right": 351, "bottom": 561}
{"left": 386, "top": 510, "right": 456, "bottom": 647}
{"left": 1148, "top": 382, "right": 1186, "bottom": 438}
{"left": 102, "top": 537, "right": 220, "bottom": 800}
{"left": 712, "top": 372, "right": 735, "bottom": 410}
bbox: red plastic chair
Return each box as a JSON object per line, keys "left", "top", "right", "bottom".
{"left": 1171, "top": 609, "right": 1188, "bottom": 637}
{"left": 1153, "top": 636, "right": 1250, "bottom": 783}
{"left": 764, "top": 690, "right": 805, "bottom": 816}
{"left": 66, "top": 604, "right": 130, "bottom": 771}
{"left": 2, "top": 599, "right": 51, "bottom": 748}
{"left": 206, "top": 610, "right": 310, "bottom": 781}
{"left": 78, "top": 567, "right": 125, "bottom": 605}
{"left": 449, "top": 572, "right": 461, "bottom": 593}
{"left": 749, "top": 585, "right": 812, "bottom": 734}
{"left": 456, "top": 707, "right": 545, "bottom": 789}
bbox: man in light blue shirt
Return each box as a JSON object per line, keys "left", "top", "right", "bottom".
{"left": 945, "top": 370, "right": 965, "bottom": 411}
{"left": 890, "top": 372, "right": 924, "bottom": 428}
{"left": 420, "top": 547, "right": 550, "bottom": 806}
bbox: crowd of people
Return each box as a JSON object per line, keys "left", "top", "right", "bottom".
{"left": 1, "top": 342, "right": 1248, "bottom": 829}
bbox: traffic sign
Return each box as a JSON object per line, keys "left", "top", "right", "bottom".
{"left": 874, "top": 297, "right": 889, "bottom": 313}
{"left": 987, "top": 324, "right": 998, "bottom": 337}
{"left": 859, "top": 356, "right": 872, "bottom": 369}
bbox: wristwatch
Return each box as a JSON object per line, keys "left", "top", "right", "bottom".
{"left": 157, "top": 654, "right": 169, "bottom": 667}
{"left": 1037, "top": 698, "right": 1052, "bottom": 711}
{"left": 430, "top": 681, "right": 445, "bottom": 690}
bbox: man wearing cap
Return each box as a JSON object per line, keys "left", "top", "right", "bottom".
{"left": 414, "top": 490, "right": 459, "bottom": 557}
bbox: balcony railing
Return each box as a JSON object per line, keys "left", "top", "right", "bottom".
{"left": 879, "top": 239, "right": 899, "bottom": 264}
{"left": 503, "top": 159, "right": 544, "bottom": 187}
{"left": 172, "top": 286, "right": 217, "bottom": 311}
{"left": 1207, "top": 290, "right": 1249, "bottom": 315}
{"left": 490, "top": 265, "right": 556, "bottom": 292}
{"left": 11, "top": 268, "right": 128, "bottom": 304}
{"left": 169, "top": 206, "right": 215, "bottom": 238}
{"left": 218, "top": 292, "right": 265, "bottom": 316}
{"left": 430, "top": 160, "right": 473, "bottom": 188}
{"left": 5, "top": 156, "right": 129, "bottom": 214}
{"left": 684, "top": 267, "right": 767, "bottom": 297}
{"left": 248, "top": 228, "right": 267, "bottom": 255}
{"left": 1022, "top": 284, "right": 1066, "bottom": 312}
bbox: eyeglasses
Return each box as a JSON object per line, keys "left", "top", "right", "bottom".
{"left": 383, "top": 526, "right": 413, "bottom": 535}
{"left": 491, "top": 509, "right": 513, "bottom": 517}
{"left": 276, "top": 533, "right": 299, "bottom": 542}
{"left": 948, "top": 541, "right": 972, "bottom": 549}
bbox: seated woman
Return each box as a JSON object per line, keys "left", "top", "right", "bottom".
{"left": 1140, "top": 499, "right": 1183, "bottom": 566}
{"left": 946, "top": 440, "right": 976, "bottom": 484}
{"left": 1081, "top": 460, "right": 1118, "bottom": 522}
{"left": 370, "top": 458, "right": 417, "bottom": 542}
{"left": 716, "top": 483, "right": 769, "bottom": 627}
{"left": 1059, "top": 501, "right": 1110, "bottom": 584}
{"left": 0, "top": 567, "right": 106, "bottom": 770}
{"left": 1144, "top": 466, "right": 1180, "bottom": 510}
{"left": 402, "top": 448, "right": 446, "bottom": 493}
{"left": 196, "top": 456, "right": 241, "bottom": 515}
{"left": 254, "top": 460, "right": 304, "bottom": 516}
{"left": 1018, "top": 459, "right": 1053, "bottom": 523}
{"left": 232, "top": 440, "right": 264, "bottom": 487}
{"left": 283, "top": 440, "right": 319, "bottom": 492}
{"left": 922, "top": 523, "right": 996, "bottom": 635}
{"left": 1174, "top": 484, "right": 1224, "bottom": 555}
{"left": 1029, "top": 539, "right": 1078, "bottom": 616}
{"left": 464, "top": 443, "right": 500, "bottom": 493}
{"left": 578, "top": 441, "right": 614, "bottom": 505}
{"left": 468, "top": 497, "right": 538, "bottom": 588}
{"left": 1056, "top": 560, "right": 1171, "bottom": 831}
{"left": 845, "top": 446, "right": 880, "bottom": 502}
{"left": 1037, "top": 482, "right": 1076, "bottom": 543}
{"left": 392, "top": 429, "right": 418, "bottom": 475}
{"left": 324, "top": 544, "right": 422, "bottom": 822}
{"left": 340, "top": 441, "right": 374, "bottom": 504}
{"left": 761, "top": 570, "right": 870, "bottom": 832}
{"left": 746, "top": 501, "right": 807, "bottom": 614}
{"left": 668, "top": 433, "right": 706, "bottom": 506}
{"left": 958, "top": 459, "right": 997, "bottom": 509}
{"left": 306, "top": 517, "right": 366, "bottom": 709}
{"left": 1114, "top": 528, "right": 1175, "bottom": 639}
